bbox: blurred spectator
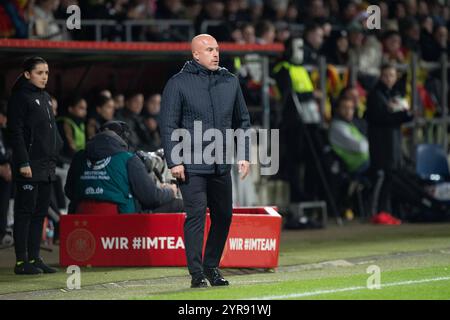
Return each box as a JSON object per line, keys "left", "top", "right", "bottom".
{"left": 340, "top": 0, "right": 360, "bottom": 25}
{"left": 155, "top": 0, "right": 183, "bottom": 19}
{"left": 264, "top": 0, "right": 289, "bottom": 22}
{"left": 399, "top": 17, "right": 421, "bottom": 55}
{"left": 419, "top": 15, "right": 435, "bottom": 59}
{"left": 100, "top": 89, "right": 112, "bottom": 98}
{"left": 226, "top": 0, "right": 249, "bottom": 23}
{"left": 0, "top": 100, "right": 13, "bottom": 248}
{"left": 340, "top": 85, "right": 367, "bottom": 135}
{"left": 230, "top": 24, "right": 244, "bottom": 43}
{"left": 115, "top": 92, "right": 147, "bottom": 151}
{"left": 247, "top": 0, "right": 264, "bottom": 23}
{"left": 113, "top": 92, "right": 125, "bottom": 111}
{"left": 31, "top": 0, "right": 64, "bottom": 40}
{"left": 140, "top": 93, "right": 162, "bottom": 151}
{"left": 273, "top": 37, "right": 322, "bottom": 203}
{"left": 86, "top": 95, "right": 115, "bottom": 140}
{"left": 366, "top": 64, "right": 414, "bottom": 218}
{"left": 127, "top": 0, "right": 153, "bottom": 20}
{"left": 302, "top": 23, "right": 324, "bottom": 65}
{"left": 57, "top": 96, "right": 87, "bottom": 162}
{"left": 382, "top": 30, "right": 406, "bottom": 64}
{"left": 183, "top": 0, "right": 202, "bottom": 22}
{"left": 241, "top": 22, "right": 256, "bottom": 44}
{"left": 422, "top": 24, "right": 449, "bottom": 62}
{"left": 325, "top": 29, "right": 350, "bottom": 65}
{"left": 306, "top": 0, "right": 329, "bottom": 24}
{"left": 50, "top": 95, "right": 58, "bottom": 116}
{"left": 196, "top": 0, "right": 230, "bottom": 41}
{"left": 0, "top": 0, "right": 28, "bottom": 38}
{"left": 275, "top": 22, "right": 291, "bottom": 44}
{"left": 329, "top": 96, "right": 369, "bottom": 175}
{"left": 255, "top": 20, "right": 275, "bottom": 44}
{"left": 143, "top": 93, "right": 161, "bottom": 117}
{"left": 285, "top": 1, "right": 299, "bottom": 24}
{"left": 347, "top": 20, "right": 383, "bottom": 90}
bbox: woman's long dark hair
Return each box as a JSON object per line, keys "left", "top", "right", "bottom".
{"left": 12, "top": 56, "right": 48, "bottom": 91}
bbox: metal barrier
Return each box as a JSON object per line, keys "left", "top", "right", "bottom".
{"left": 28, "top": 19, "right": 195, "bottom": 42}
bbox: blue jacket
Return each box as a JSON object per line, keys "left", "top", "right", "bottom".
{"left": 160, "top": 60, "right": 251, "bottom": 175}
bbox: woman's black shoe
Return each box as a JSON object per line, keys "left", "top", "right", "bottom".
{"left": 14, "top": 261, "right": 43, "bottom": 275}
{"left": 31, "top": 258, "right": 57, "bottom": 274}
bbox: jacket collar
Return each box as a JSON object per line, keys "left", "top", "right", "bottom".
{"left": 181, "top": 59, "right": 227, "bottom": 76}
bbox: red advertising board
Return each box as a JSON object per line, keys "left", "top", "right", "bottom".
{"left": 60, "top": 207, "right": 281, "bottom": 268}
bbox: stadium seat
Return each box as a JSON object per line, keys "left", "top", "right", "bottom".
{"left": 416, "top": 144, "right": 450, "bottom": 181}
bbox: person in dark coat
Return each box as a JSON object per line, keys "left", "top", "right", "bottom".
{"left": 7, "top": 56, "right": 63, "bottom": 274}
{"left": 366, "top": 64, "right": 414, "bottom": 218}
{"left": 160, "top": 34, "right": 251, "bottom": 288}
{"left": 0, "top": 100, "right": 13, "bottom": 248}
{"left": 65, "top": 120, "right": 180, "bottom": 214}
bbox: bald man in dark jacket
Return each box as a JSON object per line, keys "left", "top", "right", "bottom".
{"left": 160, "top": 34, "right": 251, "bottom": 288}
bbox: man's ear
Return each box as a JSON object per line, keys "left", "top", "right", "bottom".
{"left": 24, "top": 71, "right": 31, "bottom": 80}
{"left": 193, "top": 51, "right": 199, "bottom": 61}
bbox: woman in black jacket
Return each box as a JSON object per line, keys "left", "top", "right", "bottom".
{"left": 7, "top": 57, "right": 62, "bottom": 275}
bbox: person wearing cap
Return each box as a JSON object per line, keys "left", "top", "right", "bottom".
{"left": 64, "top": 120, "right": 179, "bottom": 214}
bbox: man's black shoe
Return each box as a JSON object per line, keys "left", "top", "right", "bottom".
{"left": 204, "top": 267, "right": 229, "bottom": 286}
{"left": 30, "top": 258, "right": 57, "bottom": 274}
{"left": 191, "top": 276, "right": 208, "bottom": 288}
{"left": 14, "top": 261, "right": 43, "bottom": 275}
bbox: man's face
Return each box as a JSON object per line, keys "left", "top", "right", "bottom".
{"left": 97, "top": 99, "right": 115, "bottom": 121}
{"left": 69, "top": 99, "right": 88, "bottom": 119}
{"left": 381, "top": 68, "right": 397, "bottom": 89}
{"left": 127, "top": 94, "right": 144, "bottom": 114}
{"left": 192, "top": 36, "right": 220, "bottom": 71}
{"left": 338, "top": 100, "right": 355, "bottom": 122}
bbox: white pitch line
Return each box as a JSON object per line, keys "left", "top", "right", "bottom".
{"left": 250, "top": 276, "right": 450, "bottom": 300}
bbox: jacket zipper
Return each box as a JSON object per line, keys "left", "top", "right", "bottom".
{"left": 208, "top": 73, "right": 219, "bottom": 173}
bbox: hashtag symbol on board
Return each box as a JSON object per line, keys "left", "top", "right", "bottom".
{"left": 132, "top": 237, "right": 142, "bottom": 249}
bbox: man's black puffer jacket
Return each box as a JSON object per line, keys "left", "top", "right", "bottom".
{"left": 7, "top": 77, "right": 63, "bottom": 182}
{"left": 160, "top": 60, "right": 251, "bottom": 175}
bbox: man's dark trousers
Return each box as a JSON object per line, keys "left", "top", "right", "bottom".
{"left": 179, "top": 171, "right": 232, "bottom": 277}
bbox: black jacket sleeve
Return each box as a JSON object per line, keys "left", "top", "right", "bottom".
{"left": 160, "top": 78, "right": 183, "bottom": 169}
{"left": 366, "top": 91, "right": 414, "bottom": 127}
{"left": 64, "top": 150, "right": 85, "bottom": 202}
{"left": 7, "top": 93, "right": 30, "bottom": 167}
{"left": 232, "top": 78, "right": 252, "bottom": 161}
{"left": 127, "top": 155, "right": 174, "bottom": 210}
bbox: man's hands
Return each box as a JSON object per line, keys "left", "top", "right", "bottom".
{"left": 170, "top": 165, "right": 185, "bottom": 182}
{"left": 19, "top": 165, "right": 32, "bottom": 179}
{"left": 171, "top": 162, "right": 250, "bottom": 181}
{"left": 238, "top": 160, "right": 250, "bottom": 180}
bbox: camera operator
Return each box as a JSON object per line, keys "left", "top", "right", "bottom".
{"left": 64, "top": 121, "right": 182, "bottom": 214}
